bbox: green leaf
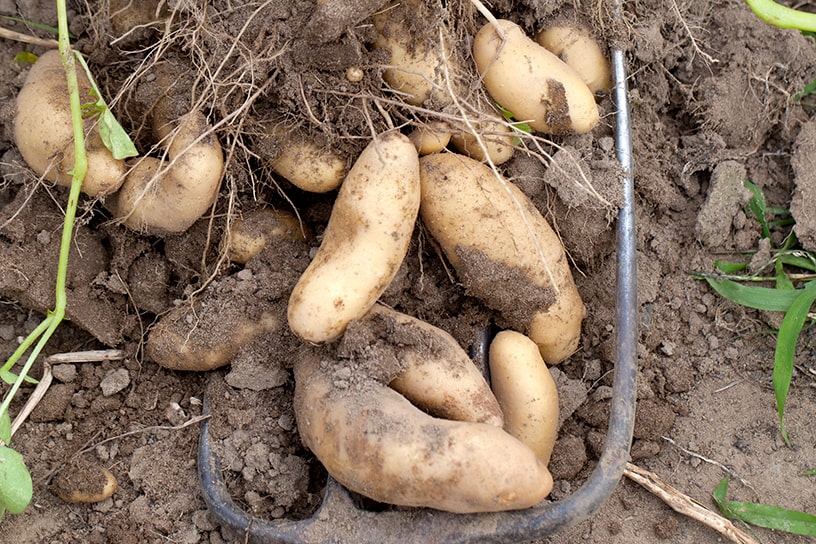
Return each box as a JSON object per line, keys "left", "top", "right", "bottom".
{"left": 773, "top": 283, "right": 816, "bottom": 445}
{"left": 779, "top": 254, "right": 816, "bottom": 272}
{"left": 775, "top": 260, "right": 794, "bottom": 291}
{"left": 0, "top": 369, "right": 38, "bottom": 386}
{"left": 0, "top": 15, "right": 73, "bottom": 38}
{"left": 803, "top": 468, "right": 816, "bottom": 475}
{"left": 11, "top": 51, "right": 38, "bottom": 66}
{"left": 0, "top": 446, "right": 32, "bottom": 514}
{"left": 744, "top": 180, "right": 771, "bottom": 239}
{"left": 713, "top": 477, "right": 816, "bottom": 536}
{"left": 73, "top": 53, "right": 138, "bottom": 160}
{"left": 714, "top": 260, "right": 748, "bottom": 274}
{"left": 0, "top": 410, "right": 10, "bottom": 445}
{"left": 795, "top": 76, "right": 816, "bottom": 101}
{"left": 704, "top": 277, "right": 810, "bottom": 311}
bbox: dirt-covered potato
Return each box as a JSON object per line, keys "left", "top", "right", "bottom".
{"left": 449, "top": 116, "right": 515, "bottom": 165}
{"left": 287, "top": 131, "right": 420, "bottom": 343}
{"left": 536, "top": 25, "right": 612, "bottom": 94}
{"left": 419, "top": 153, "right": 585, "bottom": 363}
{"left": 489, "top": 330, "right": 559, "bottom": 464}
{"left": 293, "top": 353, "right": 552, "bottom": 513}
{"left": 14, "top": 50, "right": 126, "bottom": 196}
{"left": 473, "top": 19, "right": 599, "bottom": 134}
{"left": 111, "top": 111, "right": 223, "bottom": 234}
{"left": 225, "top": 208, "right": 308, "bottom": 264}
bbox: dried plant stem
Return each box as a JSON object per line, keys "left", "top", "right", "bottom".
{"left": 0, "top": 25, "right": 58, "bottom": 48}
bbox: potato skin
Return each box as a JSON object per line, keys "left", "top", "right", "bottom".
{"left": 294, "top": 354, "right": 553, "bottom": 513}
{"left": 536, "top": 25, "right": 612, "bottom": 94}
{"left": 419, "top": 153, "right": 585, "bottom": 363}
{"left": 489, "top": 330, "right": 559, "bottom": 464}
{"left": 449, "top": 117, "right": 515, "bottom": 165}
{"left": 226, "top": 208, "right": 308, "bottom": 264}
{"left": 14, "top": 50, "right": 125, "bottom": 196}
{"left": 287, "top": 132, "right": 420, "bottom": 343}
{"left": 472, "top": 19, "right": 599, "bottom": 134}
{"left": 408, "top": 122, "right": 452, "bottom": 156}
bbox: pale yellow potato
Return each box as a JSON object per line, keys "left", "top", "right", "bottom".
{"left": 473, "top": 19, "right": 599, "bottom": 134}
{"left": 489, "top": 330, "right": 559, "bottom": 464}
{"left": 419, "top": 153, "right": 585, "bottom": 363}
{"left": 407, "top": 122, "right": 452, "bottom": 155}
{"left": 450, "top": 116, "right": 515, "bottom": 165}
{"left": 226, "top": 208, "right": 308, "bottom": 264}
{"left": 363, "top": 304, "right": 503, "bottom": 427}
{"left": 373, "top": 0, "right": 458, "bottom": 106}
{"left": 263, "top": 122, "right": 348, "bottom": 193}
{"left": 287, "top": 132, "right": 420, "bottom": 343}
{"left": 294, "top": 354, "right": 553, "bottom": 513}
{"left": 536, "top": 25, "right": 612, "bottom": 94}
{"left": 52, "top": 462, "right": 117, "bottom": 504}
{"left": 14, "top": 50, "right": 125, "bottom": 196}
{"left": 112, "top": 111, "right": 223, "bottom": 234}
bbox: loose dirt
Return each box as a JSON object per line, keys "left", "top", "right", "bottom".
{"left": 0, "top": 0, "right": 814, "bottom": 543}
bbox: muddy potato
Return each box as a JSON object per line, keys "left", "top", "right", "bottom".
{"left": 536, "top": 25, "right": 612, "bottom": 93}
{"left": 473, "top": 19, "right": 599, "bottom": 134}
{"left": 112, "top": 111, "right": 223, "bottom": 234}
{"left": 226, "top": 208, "right": 308, "bottom": 264}
{"left": 362, "top": 304, "right": 503, "bottom": 426}
{"left": 14, "top": 50, "right": 125, "bottom": 196}
{"left": 489, "top": 330, "right": 559, "bottom": 464}
{"left": 287, "top": 132, "right": 420, "bottom": 343}
{"left": 52, "top": 460, "right": 117, "bottom": 504}
{"left": 294, "top": 354, "right": 552, "bottom": 513}
{"left": 419, "top": 153, "right": 585, "bottom": 363}
{"left": 449, "top": 116, "right": 515, "bottom": 165}
{"left": 372, "top": 0, "right": 459, "bottom": 106}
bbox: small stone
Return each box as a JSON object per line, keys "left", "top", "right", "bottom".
{"left": 52, "top": 364, "right": 77, "bottom": 383}
{"left": 0, "top": 325, "right": 15, "bottom": 341}
{"left": 100, "top": 368, "right": 130, "bottom": 396}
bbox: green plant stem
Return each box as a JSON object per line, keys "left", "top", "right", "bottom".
{"left": 0, "top": 0, "right": 86, "bottom": 428}
{"left": 746, "top": 0, "right": 816, "bottom": 31}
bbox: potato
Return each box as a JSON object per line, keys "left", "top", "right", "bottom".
{"left": 294, "top": 353, "right": 553, "bottom": 513}
{"left": 449, "top": 116, "right": 515, "bottom": 165}
{"left": 419, "top": 153, "right": 585, "bottom": 363}
{"left": 372, "top": 0, "right": 458, "bottom": 106}
{"left": 472, "top": 19, "right": 599, "bottom": 134}
{"left": 14, "top": 50, "right": 126, "bottom": 196}
{"left": 359, "top": 304, "right": 503, "bottom": 426}
{"left": 51, "top": 461, "right": 117, "bottom": 504}
{"left": 536, "top": 25, "right": 612, "bottom": 94}
{"left": 112, "top": 111, "right": 223, "bottom": 234}
{"left": 259, "top": 121, "right": 348, "bottom": 193}
{"left": 226, "top": 208, "right": 308, "bottom": 264}
{"left": 489, "top": 330, "right": 559, "bottom": 464}
{"left": 407, "top": 121, "right": 452, "bottom": 155}
{"left": 288, "top": 131, "right": 420, "bottom": 343}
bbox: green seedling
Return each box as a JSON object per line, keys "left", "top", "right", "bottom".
{"left": 0, "top": 0, "right": 136, "bottom": 521}
{"left": 694, "top": 181, "right": 815, "bottom": 446}
{"left": 496, "top": 104, "right": 532, "bottom": 145}
{"left": 713, "top": 477, "right": 816, "bottom": 537}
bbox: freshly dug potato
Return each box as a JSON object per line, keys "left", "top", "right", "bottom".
{"left": 51, "top": 460, "right": 117, "bottom": 504}
{"left": 226, "top": 208, "right": 308, "bottom": 264}
{"left": 419, "top": 153, "right": 585, "bottom": 363}
{"left": 14, "top": 50, "right": 125, "bottom": 196}
{"left": 112, "top": 111, "right": 223, "bottom": 234}
{"left": 489, "top": 330, "right": 559, "bottom": 464}
{"left": 449, "top": 116, "right": 515, "bottom": 165}
{"left": 358, "top": 304, "right": 503, "bottom": 426}
{"left": 473, "top": 19, "right": 599, "bottom": 134}
{"left": 259, "top": 121, "right": 348, "bottom": 193}
{"left": 372, "top": 0, "right": 459, "bottom": 106}
{"left": 294, "top": 354, "right": 553, "bottom": 513}
{"left": 536, "top": 25, "right": 612, "bottom": 94}
{"left": 407, "top": 121, "right": 452, "bottom": 155}
{"left": 288, "top": 132, "right": 420, "bottom": 343}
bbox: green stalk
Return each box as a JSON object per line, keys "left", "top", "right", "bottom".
{"left": 0, "top": 0, "right": 86, "bottom": 428}
{"left": 746, "top": 0, "right": 816, "bottom": 31}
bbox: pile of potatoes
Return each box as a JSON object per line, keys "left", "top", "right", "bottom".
{"left": 13, "top": 14, "right": 612, "bottom": 514}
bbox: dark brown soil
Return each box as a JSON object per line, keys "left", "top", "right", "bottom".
{"left": 0, "top": 0, "right": 815, "bottom": 543}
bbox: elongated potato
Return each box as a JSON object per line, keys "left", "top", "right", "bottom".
{"left": 355, "top": 304, "right": 503, "bottom": 426}
{"left": 473, "top": 19, "right": 599, "bottom": 134}
{"left": 14, "top": 50, "right": 125, "bottom": 196}
{"left": 287, "top": 132, "right": 420, "bottom": 343}
{"left": 489, "top": 330, "right": 559, "bottom": 464}
{"left": 419, "top": 153, "right": 585, "bottom": 363}
{"left": 294, "top": 354, "right": 552, "bottom": 513}
{"left": 536, "top": 25, "right": 612, "bottom": 94}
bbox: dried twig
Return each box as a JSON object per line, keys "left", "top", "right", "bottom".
{"left": 624, "top": 462, "right": 759, "bottom": 544}
{"left": 0, "top": 25, "right": 59, "bottom": 48}
{"left": 8, "top": 363, "right": 52, "bottom": 439}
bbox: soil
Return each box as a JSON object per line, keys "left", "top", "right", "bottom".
{"left": 0, "top": 0, "right": 815, "bottom": 543}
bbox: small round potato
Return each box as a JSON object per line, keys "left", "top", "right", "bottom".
{"left": 489, "top": 330, "right": 559, "bottom": 464}
{"left": 226, "top": 208, "right": 308, "bottom": 264}
{"left": 407, "top": 121, "right": 452, "bottom": 155}
{"left": 536, "top": 25, "right": 612, "bottom": 94}
{"left": 449, "top": 116, "right": 515, "bottom": 165}
{"left": 287, "top": 132, "right": 420, "bottom": 343}
{"left": 14, "top": 50, "right": 125, "bottom": 196}
{"left": 419, "top": 153, "right": 585, "bottom": 363}
{"left": 473, "top": 19, "right": 599, "bottom": 134}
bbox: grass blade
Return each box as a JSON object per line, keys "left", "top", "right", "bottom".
{"left": 713, "top": 477, "right": 816, "bottom": 536}
{"left": 704, "top": 277, "right": 808, "bottom": 311}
